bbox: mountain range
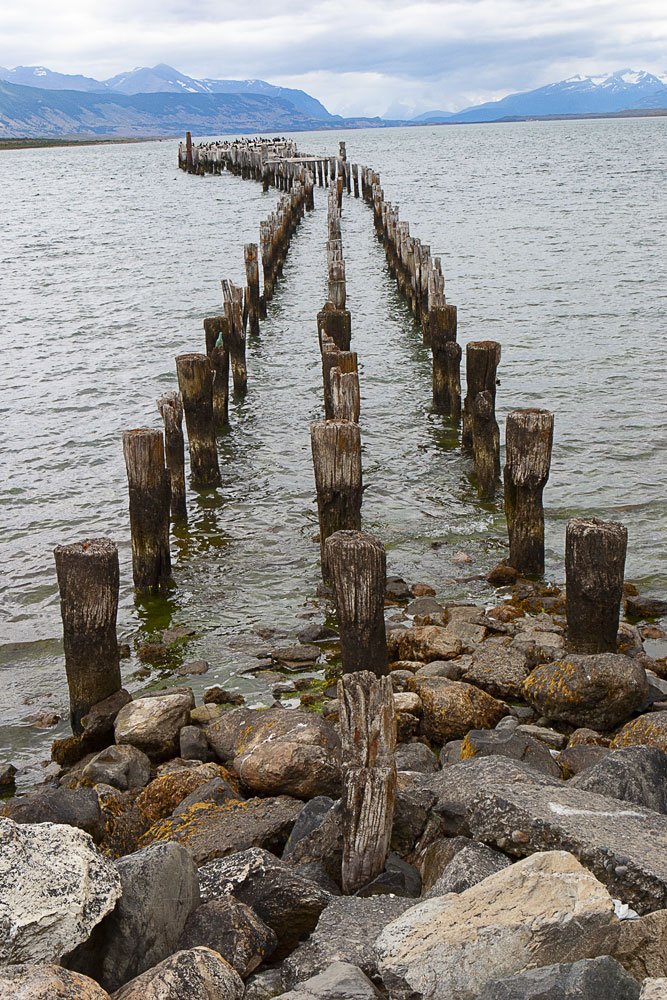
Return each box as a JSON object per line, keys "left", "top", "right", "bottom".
{"left": 0, "top": 63, "right": 666, "bottom": 139}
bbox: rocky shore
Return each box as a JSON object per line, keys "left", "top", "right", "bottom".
{"left": 2, "top": 574, "right": 667, "bottom": 999}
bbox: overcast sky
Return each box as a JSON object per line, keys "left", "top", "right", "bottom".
{"left": 1, "top": 0, "right": 666, "bottom": 116}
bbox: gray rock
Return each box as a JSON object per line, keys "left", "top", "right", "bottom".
{"left": 284, "top": 799, "right": 344, "bottom": 885}
{"left": 244, "top": 967, "right": 285, "bottom": 1000}
{"left": 0, "top": 817, "right": 121, "bottom": 965}
{"left": 272, "top": 645, "right": 322, "bottom": 666}
{"left": 611, "top": 908, "right": 667, "bottom": 981}
{"left": 460, "top": 728, "right": 561, "bottom": 778}
{"left": 462, "top": 642, "right": 530, "bottom": 699}
{"left": 392, "top": 771, "right": 437, "bottom": 854}
{"left": 283, "top": 796, "right": 335, "bottom": 858}
{"left": 476, "top": 955, "right": 641, "bottom": 1000}
{"left": 423, "top": 841, "right": 511, "bottom": 897}
{"left": 277, "top": 961, "right": 384, "bottom": 1000}
{"left": 395, "top": 742, "right": 439, "bottom": 774}
{"left": 292, "top": 861, "right": 342, "bottom": 895}
{"left": 0, "top": 965, "right": 110, "bottom": 999}
{"left": 640, "top": 979, "right": 667, "bottom": 999}
{"left": 516, "top": 723, "right": 568, "bottom": 750}
{"left": 177, "top": 659, "right": 209, "bottom": 675}
{"left": 495, "top": 715, "right": 520, "bottom": 732}
{"left": 1, "top": 785, "right": 103, "bottom": 840}
{"left": 415, "top": 659, "right": 463, "bottom": 679}
{"left": 357, "top": 854, "right": 421, "bottom": 898}
{"left": 177, "top": 897, "right": 277, "bottom": 978}
{"left": 440, "top": 739, "right": 464, "bottom": 764}
{"left": 82, "top": 744, "right": 151, "bottom": 790}
{"left": 66, "top": 841, "right": 199, "bottom": 992}
{"left": 296, "top": 623, "right": 338, "bottom": 643}
{"left": 114, "top": 691, "right": 193, "bottom": 760}
{"left": 112, "top": 947, "right": 244, "bottom": 1000}
{"left": 198, "top": 847, "right": 331, "bottom": 958}
{"left": 570, "top": 746, "right": 667, "bottom": 814}
{"left": 80, "top": 688, "right": 132, "bottom": 743}
{"left": 173, "top": 776, "right": 242, "bottom": 814}
{"left": 281, "top": 895, "right": 414, "bottom": 989}
{"left": 421, "top": 836, "right": 479, "bottom": 890}
{"left": 179, "top": 725, "right": 209, "bottom": 761}
{"left": 510, "top": 630, "right": 565, "bottom": 667}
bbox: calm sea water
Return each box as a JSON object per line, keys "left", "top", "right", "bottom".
{"left": 2, "top": 119, "right": 666, "bottom": 785}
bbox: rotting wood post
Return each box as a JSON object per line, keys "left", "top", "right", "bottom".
{"left": 462, "top": 341, "right": 501, "bottom": 451}
{"left": 322, "top": 343, "right": 358, "bottom": 420}
{"left": 122, "top": 429, "right": 172, "bottom": 593}
{"left": 53, "top": 537, "right": 122, "bottom": 734}
{"left": 324, "top": 529, "right": 389, "bottom": 676}
{"left": 244, "top": 244, "right": 261, "bottom": 336}
{"left": 175, "top": 353, "right": 221, "bottom": 487}
{"left": 331, "top": 367, "right": 360, "bottom": 422}
{"left": 503, "top": 408, "right": 554, "bottom": 576}
{"left": 222, "top": 281, "right": 248, "bottom": 395}
{"left": 204, "top": 315, "right": 230, "bottom": 429}
{"left": 431, "top": 304, "right": 458, "bottom": 413}
{"left": 156, "top": 391, "right": 187, "bottom": 519}
{"left": 338, "top": 670, "right": 397, "bottom": 894}
{"left": 565, "top": 516, "right": 627, "bottom": 653}
{"left": 318, "top": 301, "right": 352, "bottom": 352}
{"left": 328, "top": 260, "right": 346, "bottom": 310}
{"left": 352, "top": 163, "right": 359, "bottom": 198}
{"left": 185, "top": 132, "right": 193, "bottom": 173}
{"left": 472, "top": 391, "right": 499, "bottom": 500}
{"left": 310, "top": 422, "right": 362, "bottom": 579}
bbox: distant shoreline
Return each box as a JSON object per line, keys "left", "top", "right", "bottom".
{"left": 0, "top": 136, "right": 165, "bottom": 151}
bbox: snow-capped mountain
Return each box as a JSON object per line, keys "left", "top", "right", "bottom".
{"left": 413, "top": 70, "right": 667, "bottom": 123}
{"left": 0, "top": 65, "right": 108, "bottom": 92}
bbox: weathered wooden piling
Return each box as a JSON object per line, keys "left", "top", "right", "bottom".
{"left": 318, "top": 302, "right": 352, "bottom": 353}
{"left": 156, "top": 391, "right": 187, "bottom": 519}
{"left": 203, "top": 315, "right": 230, "bottom": 429}
{"left": 338, "top": 670, "right": 397, "bottom": 894}
{"left": 431, "top": 304, "right": 460, "bottom": 417}
{"left": 472, "top": 390, "right": 499, "bottom": 499}
{"left": 311, "top": 421, "right": 362, "bottom": 579}
{"left": 122, "top": 429, "right": 172, "bottom": 593}
{"left": 331, "top": 367, "right": 360, "bottom": 422}
{"left": 462, "top": 341, "right": 501, "bottom": 453}
{"left": 185, "top": 131, "right": 193, "bottom": 173}
{"left": 175, "top": 353, "right": 221, "bottom": 487}
{"left": 566, "top": 517, "right": 627, "bottom": 653}
{"left": 324, "top": 530, "right": 389, "bottom": 676}
{"left": 244, "top": 244, "right": 261, "bottom": 336}
{"left": 503, "top": 409, "right": 554, "bottom": 575}
{"left": 328, "top": 259, "right": 346, "bottom": 310}
{"left": 54, "top": 537, "right": 122, "bottom": 734}
{"left": 321, "top": 341, "right": 358, "bottom": 420}
{"left": 352, "top": 163, "right": 359, "bottom": 198}
{"left": 221, "top": 280, "right": 247, "bottom": 394}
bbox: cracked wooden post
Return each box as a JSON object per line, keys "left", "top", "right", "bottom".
{"left": 504, "top": 408, "right": 554, "bottom": 575}
{"left": 204, "top": 315, "right": 230, "bottom": 430}
{"left": 54, "top": 538, "right": 122, "bottom": 734}
{"left": 338, "top": 670, "right": 397, "bottom": 894}
{"left": 176, "top": 353, "right": 221, "bottom": 487}
{"left": 331, "top": 367, "right": 360, "bottom": 422}
{"left": 318, "top": 301, "right": 351, "bottom": 352}
{"left": 325, "top": 530, "right": 389, "bottom": 676}
{"left": 462, "top": 341, "right": 501, "bottom": 450}
{"left": 122, "top": 429, "right": 172, "bottom": 593}
{"left": 472, "top": 390, "right": 499, "bottom": 499}
{"left": 185, "top": 131, "right": 193, "bottom": 173}
{"left": 566, "top": 517, "right": 627, "bottom": 654}
{"left": 431, "top": 304, "right": 460, "bottom": 416}
{"left": 322, "top": 341, "right": 358, "bottom": 420}
{"left": 311, "top": 422, "right": 362, "bottom": 580}
{"left": 156, "top": 391, "right": 187, "bottom": 519}
{"left": 222, "top": 280, "right": 247, "bottom": 395}
{"left": 244, "top": 243, "right": 261, "bottom": 336}
{"left": 352, "top": 163, "right": 359, "bottom": 198}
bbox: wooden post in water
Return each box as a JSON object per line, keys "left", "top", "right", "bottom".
{"left": 331, "top": 367, "right": 360, "bottom": 422}
{"left": 185, "top": 132, "right": 193, "bottom": 173}
{"left": 431, "top": 304, "right": 460, "bottom": 417}
{"left": 322, "top": 342, "right": 357, "bottom": 420}
{"left": 462, "top": 341, "right": 501, "bottom": 451}
{"left": 503, "top": 408, "right": 554, "bottom": 576}
{"left": 325, "top": 530, "right": 389, "bottom": 676}
{"left": 311, "top": 421, "right": 362, "bottom": 579}
{"left": 244, "top": 244, "right": 261, "bottom": 336}
{"left": 204, "top": 315, "right": 231, "bottom": 430}
{"left": 338, "top": 671, "right": 397, "bottom": 894}
{"left": 176, "top": 353, "right": 221, "bottom": 487}
{"left": 566, "top": 517, "right": 627, "bottom": 654}
{"left": 318, "top": 301, "right": 352, "bottom": 352}
{"left": 222, "top": 280, "right": 248, "bottom": 394}
{"left": 122, "top": 429, "right": 172, "bottom": 592}
{"left": 54, "top": 538, "right": 122, "bottom": 734}
{"left": 352, "top": 163, "right": 359, "bottom": 198}
{"left": 472, "top": 390, "right": 498, "bottom": 499}
{"left": 156, "top": 391, "right": 187, "bottom": 518}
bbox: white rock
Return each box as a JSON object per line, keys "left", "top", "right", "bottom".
{"left": 0, "top": 818, "right": 121, "bottom": 966}
{"left": 114, "top": 693, "right": 192, "bottom": 759}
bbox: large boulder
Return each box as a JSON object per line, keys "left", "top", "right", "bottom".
{"left": 0, "top": 817, "right": 121, "bottom": 965}
{"left": 276, "top": 961, "right": 384, "bottom": 1000}
{"left": 462, "top": 642, "right": 530, "bottom": 700}
{"left": 135, "top": 763, "right": 236, "bottom": 824}
{"left": 1, "top": 785, "right": 102, "bottom": 840}
{"left": 114, "top": 691, "right": 193, "bottom": 760}
{"left": 460, "top": 728, "right": 561, "bottom": 778}
{"left": 198, "top": 847, "right": 331, "bottom": 958}
{"left": 376, "top": 851, "right": 619, "bottom": 1000}
{"left": 423, "top": 840, "right": 511, "bottom": 898}
{"left": 570, "top": 746, "right": 667, "bottom": 814}
{"left": 0, "top": 965, "right": 111, "bottom": 999}
{"left": 282, "top": 797, "right": 335, "bottom": 858}
{"left": 82, "top": 745, "right": 151, "bottom": 791}
{"left": 206, "top": 708, "right": 341, "bottom": 799}
{"left": 395, "top": 743, "right": 439, "bottom": 774}
{"left": 388, "top": 626, "right": 462, "bottom": 663}
{"left": 612, "top": 712, "right": 667, "bottom": 753}
{"left": 139, "top": 796, "right": 302, "bottom": 864}
{"left": 405, "top": 676, "right": 507, "bottom": 745}
{"left": 475, "top": 955, "right": 640, "bottom": 1000}
{"left": 611, "top": 909, "right": 667, "bottom": 981}
{"left": 112, "top": 947, "right": 243, "bottom": 1000}
{"left": 522, "top": 654, "right": 648, "bottom": 730}
{"left": 177, "top": 898, "right": 277, "bottom": 978}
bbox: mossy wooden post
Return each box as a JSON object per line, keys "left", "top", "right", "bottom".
{"left": 566, "top": 517, "right": 627, "bottom": 654}
{"left": 504, "top": 409, "right": 554, "bottom": 576}
{"left": 325, "top": 530, "right": 389, "bottom": 676}
{"left": 472, "top": 390, "right": 499, "bottom": 499}
{"left": 318, "top": 301, "right": 352, "bottom": 352}
{"left": 122, "top": 429, "right": 172, "bottom": 592}
{"left": 462, "top": 341, "right": 501, "bottom": 450}
{"left": 311, "top": 421, "right": 362, "bottom": 579}
{"left": 338, "top": 670, "right": 397, "bottom": 894}
{"left": 331, "top": 367, "right": 360, "bottom": 422}
{"left": 431, "top": 304, "right": 459, "bottom": 415}
{"left": 322, "top": 342, "right": 357, "bottom": 420}
{"left": 176, "top": 353, "right": 221, "bottom": 487}
{"left": 156, "top": 391, "right": 187, "bottom": 519}
{"left": 244, "top": 243, "right": 261, "bottom": 336}
{"left": 54, "top": 538, "right": 122, "bottom": 734}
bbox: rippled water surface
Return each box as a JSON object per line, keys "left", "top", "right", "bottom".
{"left": 2, "top": 120, "right": 666, "bottom": 783}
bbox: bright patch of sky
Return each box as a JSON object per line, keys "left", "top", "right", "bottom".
{"left": 1, "top": 0, "right": 666, "bottom": 116}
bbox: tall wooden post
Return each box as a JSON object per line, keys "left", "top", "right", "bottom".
{"left": 244, "top": 244, "right": 261, "bottom": 336}
{"left": 222, "top": 280, "right": 248, "bottom": 395}
{"left": 322, "top": 344, "right": 357, "bottom": 420}
{"left": 156, "top": 392, "right": 187, "bottom": 519}
{"left": 325, "top": 530, "right": 389, "bottom": 676}
{"left": 318, "top": 302, "right": 352, "bottom": 352}
{"left": 331, "top": 368, "right": 360, "bottom": 422}
{"left": 566, "top": 517, "right": 627, "bottom": 653}
{"left": 54, "top": 538, "right": 122, "bottom": 734}
{"left": 176, "top": 353, "right": 221, "bottom": 487}
{"left": 122, "top": 429, "right": 172, "bottom": 592}
{"left": 185, "top": 132, "right": 193, "bottom": 173}
{"left": 504, "top": 409, "right": 554, "bottom": 576}
{"left": 431, "top": 304, "right": 459, "bottom": 415}
{"left": 472, "top": 390, "right": 499, "bottom": 499}
{"left": 462, "top": 341, "right": 501, "bottom": 450}
{"left": 311, "top": 421, "right": 362, "bottom": 579}
{"left": 204, "top": 316, "right": 230, "bottom": 429}
{"left": 338, "top": 671, "right": 397, "bottom": 894}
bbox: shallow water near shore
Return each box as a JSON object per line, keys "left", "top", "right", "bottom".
{"left": 1, "top": 119, "right": 666, "bottom": 786}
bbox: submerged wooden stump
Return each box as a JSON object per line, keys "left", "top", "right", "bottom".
{"left": 122, "top": 429, "right": 172, "bottom": 593}
{"left": 503, "top": 408, "right": 554, "bottom": 576}
{"left": 566, "top": 517, "right": 627, "bottom": 653}
{"left": 338, "top": 671, "right": 397, "bottom": 894}
{"left": 311, "top": 421, "right": 362, "bottom": 578}
{"left": 156, "top": 391, "right": 187, "bottom": 519}
{"left": 176, "top": 353, "right": 221, "bottom": 487}
{"left": 54, "top": 537, "right": 122, "bottom": 733}
{"left": 324, "top": 530, "right": 389, "bottom": 676}
{"left": 462, "top": 341, "right": 501, "bottom": 450}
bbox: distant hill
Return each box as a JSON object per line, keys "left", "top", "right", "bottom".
{"left": 0, "top": 64, "right": 108, "bottom": 92}
{"left": 413, "top": 70, "right": 667, "bottom": 123}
